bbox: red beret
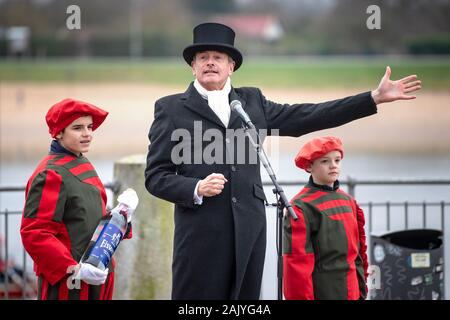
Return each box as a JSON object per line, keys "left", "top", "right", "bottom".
{"left": 46, "top": 98, "right": 108, "bottom": 138}
{"left": 295, "top": 136, "right": 344, "bottom": 170}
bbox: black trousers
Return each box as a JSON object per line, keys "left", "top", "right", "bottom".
{"left": 171, "top": 222, "right": 266, "bottom": 300}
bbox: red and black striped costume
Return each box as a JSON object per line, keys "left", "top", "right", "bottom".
{"left": 283, "top": 177, "right": 368, "bottom": 300}
{"left": 21, "top": 141, "right": 127, "bottom": 300}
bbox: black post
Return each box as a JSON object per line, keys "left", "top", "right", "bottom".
{"left": 274, "top": 191, "right": 286, "bottom": 300}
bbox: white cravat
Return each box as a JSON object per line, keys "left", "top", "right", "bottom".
{"left": 194, "top": 77, "right": 231, "bottom": 127}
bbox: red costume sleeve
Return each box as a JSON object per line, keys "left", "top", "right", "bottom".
{"left": 124, "top": 223, "right": 133, "bottom": 239}
{"left": 355, "top": 202, "right": 369, "bottom": 296}
{"left": 283, "top": 204, "right": 315, "bottom": 300}
{"left": 21, "top": 170, "right": 78, "bottom": 285}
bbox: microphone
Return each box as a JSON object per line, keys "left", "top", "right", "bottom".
{"left": 230, "top": 100, "right": 255, "bottom": 129}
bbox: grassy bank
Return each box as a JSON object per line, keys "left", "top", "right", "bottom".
{"left": 1, "top": 56, "right": 449, "bottom": 89}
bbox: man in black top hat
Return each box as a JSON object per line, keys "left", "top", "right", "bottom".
{"left": 144, "top": 22, "right": 421, "bottom": 300}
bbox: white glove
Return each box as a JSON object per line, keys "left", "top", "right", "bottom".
{"left": 75, "top": 263, "right": 109, "bottom": 285}
{"left": 117, "top": 188, "right": 139, "bottom": 223}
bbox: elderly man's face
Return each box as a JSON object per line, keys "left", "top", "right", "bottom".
{"left": 192, "top": 50, "right": 235, "bottom": 91}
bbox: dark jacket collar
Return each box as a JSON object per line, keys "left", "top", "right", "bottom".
{"left": 50, "top": 140, "right": 80, "bottom": 158}
{"left": 228, "top": 87, "right": 246, "bottom": 128}
{"left": 307, "top": 175, "right": 340, "bottom": 192}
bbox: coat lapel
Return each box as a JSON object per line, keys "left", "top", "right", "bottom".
{"left": 227, "top": 87, "right": 247, "bottom": 129}
{"left": 182, "top": 83, "right": 226, "bottom": 128}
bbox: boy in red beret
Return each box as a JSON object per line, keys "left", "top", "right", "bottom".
{"left": 20, "top": 98, "right": 130, "bottom": 300}
{"left": 282, "top": 136, "right": 368, "bottom": 300}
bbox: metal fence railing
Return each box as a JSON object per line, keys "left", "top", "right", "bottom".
{"left": 262, "top": 179, "right": 450, "bottom": 234}
{"left": 0, "top": 209, "right": 35, "bottom": 299}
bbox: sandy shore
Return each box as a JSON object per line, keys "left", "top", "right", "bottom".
{"left": 1, "top": 83, "right": 449, "bottom": 163}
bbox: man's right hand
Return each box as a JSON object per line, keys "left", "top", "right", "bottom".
{"left": 197, "top": 173, "right": 228, "bottom": 197}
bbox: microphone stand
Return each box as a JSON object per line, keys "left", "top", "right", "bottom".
{"left": 241, "top": 123, "right": 298, "bottom": 301}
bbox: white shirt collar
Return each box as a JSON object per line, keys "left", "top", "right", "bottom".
{"left": 193, "top": 78, "right": 232, "bottom": 127}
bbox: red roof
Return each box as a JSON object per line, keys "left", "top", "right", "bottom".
{"left": 212, "top": 15, "right": 283, "bottom": 40}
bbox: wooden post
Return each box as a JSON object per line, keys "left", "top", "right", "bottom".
{"left": 112, "top": 154, "right": 174, "bottom": 299}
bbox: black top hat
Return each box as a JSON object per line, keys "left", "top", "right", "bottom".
{"left": 183, "top": 22, "right": 243, "bottom": 71}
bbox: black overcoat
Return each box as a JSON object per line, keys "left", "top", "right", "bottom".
{"left": 144, "top": 83, "right": 377, "bottom": 299}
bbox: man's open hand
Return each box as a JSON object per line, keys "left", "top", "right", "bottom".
{"left": 371, "top": 66, "right": 422, "bottom": 104}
